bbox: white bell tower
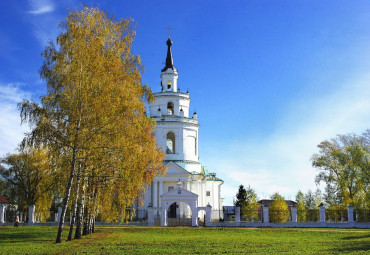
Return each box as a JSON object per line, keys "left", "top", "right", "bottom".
{"left": 149, "top": 36, "right": 201, "bottom": 173}
{"left": 138, "top": 36, "right": 224, "bottom": 219}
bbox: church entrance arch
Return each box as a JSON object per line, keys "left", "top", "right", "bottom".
{"left": 165, "top": 201, "right": 193, "bottom": 226}
{"left": 160, "top": 182, "right": 199, "bottom": 227}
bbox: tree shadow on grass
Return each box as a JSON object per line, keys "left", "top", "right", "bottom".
{"left": 340, "top": 234, "right": 370, "bottom": 240}
{"left": 329, "top": 237, "right": 370, "bottom": 253}
{"left": 331, "top": 245, "right": 370, "bottom": 253}
{"left": 0, "top": 231, "right": 52, "bottom": 244}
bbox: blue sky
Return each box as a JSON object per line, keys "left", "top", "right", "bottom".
{"left": 1, "top": 0, "right": 370, "bottom": 204}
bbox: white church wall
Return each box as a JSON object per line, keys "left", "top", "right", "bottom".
{"left": 154, "top": 123, "right": 199, "bottom": 162}
{"left": 190, "top": 180, "right": 199, "bottom": 195}
{"left": 143, "top": 184, "right": 152, "bottom": 207}
{"left": 182, "top": 128, "right": 197, "bottom": 160}
{"left": 203, "top": 181, "right": 222, "bottom": 210}
{"left": 163, "top": 181, "right": 178, "bottom": 193}
{"left": 181, "top": 162, "right": 202, "bottom": 173}
{"left": 161, "top": 69, "right": 178, "bottom": 92}
{"left": 149, "top": 93, "right": 190, "bottom": 117}
{"left": 155, "top": 125, "right": 183, "bottom": 161}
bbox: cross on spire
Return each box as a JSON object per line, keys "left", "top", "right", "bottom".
{"left": 168, "top": 25, "right": 173, "bottom": 38}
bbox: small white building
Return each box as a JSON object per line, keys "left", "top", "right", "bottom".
{"left": 136, "top": 36, "right": 223, "bottom": 220}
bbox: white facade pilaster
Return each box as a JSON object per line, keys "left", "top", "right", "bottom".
{"left": 159, "top": 181, "right": 163, "bottom": 206}
{"left": 153, "top": 181, "right": 158, "bottom": 208}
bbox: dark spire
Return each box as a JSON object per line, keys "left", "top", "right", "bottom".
{"left": 161, "top": 37, "right": 176, "bottom": 72}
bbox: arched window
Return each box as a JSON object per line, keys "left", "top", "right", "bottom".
{"left": 167, "top": 81, "right": 172, "bottom": 90}
{"left": 167, "top": 102, "right": 174, "bottom": 115}
{"left": 166, "top": 132, "right": 175, "bottom": 154}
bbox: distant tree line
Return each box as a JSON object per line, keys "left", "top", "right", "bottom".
{"left": 234, "top": 129, "right": 369, "bottom": 223}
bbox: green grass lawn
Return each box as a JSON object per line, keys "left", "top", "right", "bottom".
{"left": 0, "top": 226, "right": 369, "bottom": 254}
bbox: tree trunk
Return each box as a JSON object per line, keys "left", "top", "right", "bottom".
{"left": 83, "top": 175, "right": 93, "bottom": 236}
{"left": 67, "top": 163, "right": 81, "bottom": 241}
{"left": 83, "top": 208, "right": 89, "bottom": 236}
{"left": 92, "top": 217, "right": 95, "bottom": 233}
{"left": 90, "top": 217, "right": 94, "bottom": 234}
{"left": 74, "top": 181, "right": 85, "bottom": 239}
{"left": 55, "top": 149, "right": 77, "bottom": 243}
{"left": 88, "top": 217, "right": 92, "bottom": 234}
{"left": 56, "top": 120, "right": 80, "bottom": 243}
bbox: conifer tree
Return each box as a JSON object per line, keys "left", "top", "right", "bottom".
{"left": 234, "top": 185, "right": 260, "bottom": 221}
{"left": 234, "top": 185, "right": 247, "bottom": 208}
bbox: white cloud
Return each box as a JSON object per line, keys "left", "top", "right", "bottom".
{"left": 207, "top": 73, "right": 370, "bottom": 205}
{"left": 27, "top": 0, "right": 55, "bottom": 15}
{"left": 0, "top": 83, "right": 31, "bottom": 157}
{"left": 31, "top": 19, "right": 59, "bottom": 46}
{"left": 26, "top": 0, "right": 60, "bottom": 46}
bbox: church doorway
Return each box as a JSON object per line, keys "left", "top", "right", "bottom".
{"left": 166, "top": 202, "right": 192, "bottom": 227}
{"left": 168, "top": 202, "right": 177, "bottom": 218}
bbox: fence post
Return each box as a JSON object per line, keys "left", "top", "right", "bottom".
{"left": 263, "top": 206, "right": 269, "bottom": 223}
{"left": 292, "top": 206, "right": 297, "bottom": 223}
{"left": 319, "top": 204, "right": 325, "bottom": 223}
{"left": 54, "top": 211, "right": 58, "bottom": 222}
{"left": 205, "top": 205, "right": 212, "bottom": 226}
{"left": 192, "top": 205, "right": 198, "bottom": 227}
{"left": 28, "top": 205, "right": 35, "bottom": 224}
{"left": 147, "top": 207, "right": 154, "bottom": 226}
{"left": 160, "top": 206, "right": 167, "bottom": 227}
{"left": 57, "top": 207, "right": 62, "bottom": 223}
{"left": 0, "top": 205, "right": 5, "bottom": 223}
{"left": 235, "top": 207, "right": 240, "bottom": 226}
{"left": 347, "top": 205, "right": 354, "bottom": 223}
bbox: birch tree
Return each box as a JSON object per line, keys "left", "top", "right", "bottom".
{"left": 269, "top": 192, "right": 289, "bottom": 223}
{"left": 0, "top": 146, "right": 57, "bottom": 217}
{"left": 312, "top": 131, "right": 369, "bottom": 208}
{"left": 295, "top": 190, "right": 306, "bottom": 222}
{"left": 19, "top": 7, "right": 165, "bottom": 243}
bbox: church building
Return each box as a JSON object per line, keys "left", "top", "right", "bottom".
{"left": 136, "top": 36, "right": 224, "bottom": 220}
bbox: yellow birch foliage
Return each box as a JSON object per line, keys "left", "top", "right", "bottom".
{"left": 269, "top": 192, "right": 289, "bottom": 223}
{"left": 19, "top": 7, "right": 166, "bottom": 225}
{"left": 0, "top": 147, "right": 57, "bottom": 218}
